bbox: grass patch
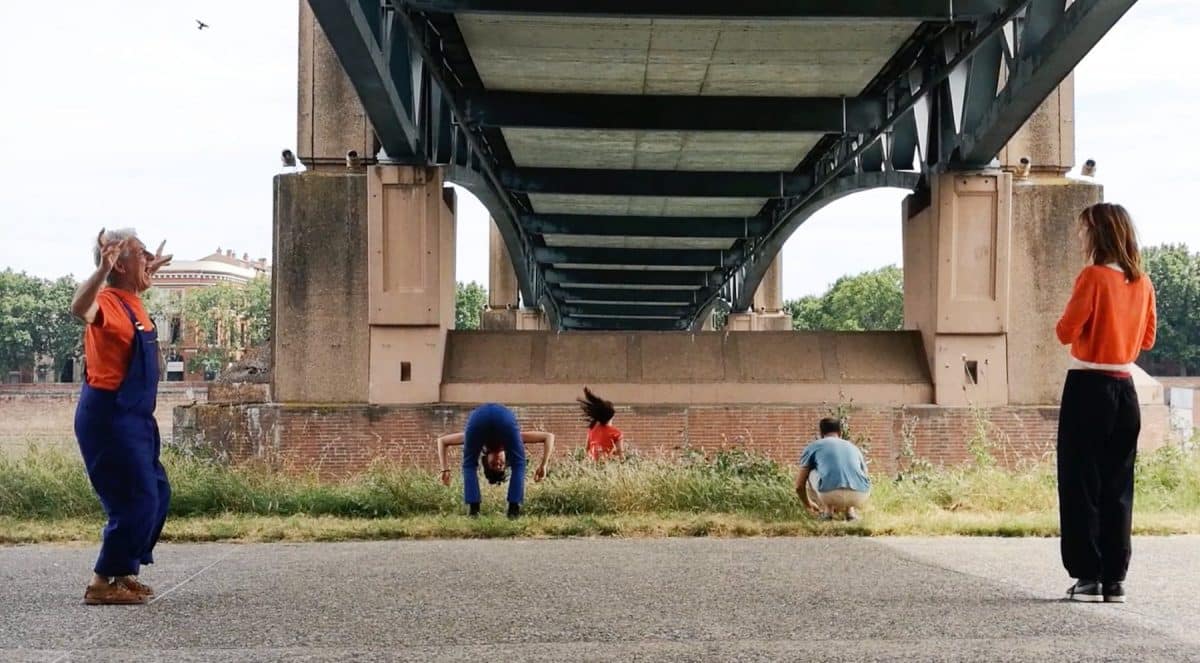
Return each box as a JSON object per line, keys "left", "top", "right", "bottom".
{"left": 1, "top": 444, "right": 1197, "bottom": 543}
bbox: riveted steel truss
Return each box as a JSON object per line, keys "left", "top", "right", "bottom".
{"left": 307, "top": 0, "right": 1138, "bottom": 331}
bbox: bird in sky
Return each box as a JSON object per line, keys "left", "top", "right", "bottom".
{"left": 196, "top": 19, "right": 209, "bottom": 30}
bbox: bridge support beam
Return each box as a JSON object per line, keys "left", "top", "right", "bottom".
{"left": 1006, "top": 174, "right": 1101, "bottom": 404}
{"left": 999, "top": 75, "right": 1076, "bottom": 177}
{"left": 297, "top": 1, "right": 374, "bottom": 170}
{"left": 272, "top": 170, "right": 370, "bottom": 403}
{"left": 727, "top": 254, "right": 790, "bottom": 331}
{"left": 366, "top": 166, "right": 458, "bottom": 403}
{"left": 903, "top": 171, "right": 1013, "bottom": 407}
{"left": 480, "top": 220, "right": 549, "bottom": 330}
{"left": 481, "top": 219, "right": 518, "bottom": 329}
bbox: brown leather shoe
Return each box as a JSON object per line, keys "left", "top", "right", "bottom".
{"left": 83, "top": 580, "right": 146, "bottom": 605}
{"left": 116, "top": 576, "right": 155, "bottom": 598}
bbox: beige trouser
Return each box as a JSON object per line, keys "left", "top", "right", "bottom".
{"left": 807, "top": 473, "right": 869, "bottom": 513}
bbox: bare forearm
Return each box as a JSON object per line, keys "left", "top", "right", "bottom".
{"left": 70, "top": 266, "right": 109, "bottom": 321}
{"left": 540, "top": 433, "right": 555, "bottom": 468}
{"left": 795, "top": 468, "right": 811, "bottom": 498}
{"left": 436, "top": 433, "right": 464, "bottom": 470}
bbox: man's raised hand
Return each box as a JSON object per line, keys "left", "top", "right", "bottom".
{"left": 147, "top": 239, "right": 173, "bottom": 275}
{"left": 96, "top": 229, "right": 125, "bottom": 274}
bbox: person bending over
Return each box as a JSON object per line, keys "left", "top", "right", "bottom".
{"left": 578, "top": 387, "right": 625, "bottom": 461}
{"left": 795, "top": 418, "right": 871, "bottom": 521}
{"left": 436, "top": 403, "right": 555, "bottom": 519}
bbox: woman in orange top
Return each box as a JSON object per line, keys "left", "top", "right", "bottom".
{"left": 578, "top": 387, "right": 624, "bottom": 461}
{"left": 1054, "top": 203, "right": 1156, "bottom": 604}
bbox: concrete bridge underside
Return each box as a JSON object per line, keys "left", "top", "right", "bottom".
{"left": 172, "top": 0, "right": 1170, "bottom": 472}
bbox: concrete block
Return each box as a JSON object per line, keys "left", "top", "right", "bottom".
{"left": 272, "top": 172, "right": 369, "bottom": 403}
{"left": 1006, "top": 178, "right": 1102, "bottom": 405}
{"left": 931, "top": 334, "right": 1009, "bottom": 407}
{"left": 933, "top": 172, "right": 1012, "bottom": 334}
{"left": 515, "top": 309, "right": 550, "bottom": 331}
{"left": 369, "top": 326, "right": 447, "bottom": 404}
{"left": 297, "top": 1, "right": 374, "bottom": 170}
{"left": 480, "top": 308, "right": 518, "bottom": 330}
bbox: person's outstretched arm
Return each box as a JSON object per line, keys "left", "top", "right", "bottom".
{"left": 436, "top": 432, "right": 464, "bottom": 486}
{"left": 71, "top": 232, "right": 124, "bottom": 323}
{"left": 521, "top": 431, "right": 555, "bottom": 481}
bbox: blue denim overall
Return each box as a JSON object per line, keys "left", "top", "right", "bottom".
{"left": 73, "top": 299, "right": 171, "bottom": 577}
{"left": 462, "top": 403, "right": 527, "bottom": 506}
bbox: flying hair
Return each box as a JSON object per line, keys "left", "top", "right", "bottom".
{"left": 577, "top": 387, "right": 615, "bottom": 429}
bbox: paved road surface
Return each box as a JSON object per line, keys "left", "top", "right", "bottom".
{"left": 1, "top": 536, "right": 1196, "bottom": 662}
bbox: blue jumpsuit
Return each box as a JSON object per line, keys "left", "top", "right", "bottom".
{"left": 461, "top": 403, "right": 526, "bottom": 506}
{"left": 74, "top": 300, "right": 171, "bottom": 578}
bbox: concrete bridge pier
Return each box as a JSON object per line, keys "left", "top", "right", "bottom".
{"left": 481, "top": 220, "right": 548, "bottom": 331}
{"left": 272, "top": 166, "right": 458, "bottom": 406}
{"left": 727, "top": 255, "right": 791, "bottom": 331}
{"left": 902, "top": 78, "right": 1162, "bottom": 414}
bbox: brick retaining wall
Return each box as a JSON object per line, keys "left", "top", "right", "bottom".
{"left": 173, "top": 401, "right": 1171, "bottom": 478}
{"left": 0, "top": 384, "right": 208, "bottom": 451}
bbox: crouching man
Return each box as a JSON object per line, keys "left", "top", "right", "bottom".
{"left": 795, "top": 418, "right": 871, "bottom": 521}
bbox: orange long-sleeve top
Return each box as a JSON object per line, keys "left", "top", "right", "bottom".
{"left": 1055, "top": 265, "right": 1157, "bottom": 365}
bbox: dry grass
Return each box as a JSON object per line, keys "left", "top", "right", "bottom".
{"left": 2, "top": 443, "right": 1196, "bottom": 544}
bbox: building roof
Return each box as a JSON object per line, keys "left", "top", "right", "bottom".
{"left": 152, "top": 248, "right": 270, "bottom": 286}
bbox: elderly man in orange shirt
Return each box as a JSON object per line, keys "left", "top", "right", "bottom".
{"left": 70, "top": 228, "right": 172, "bottom": 605}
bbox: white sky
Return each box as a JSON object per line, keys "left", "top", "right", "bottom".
{"left": 1, "top": 2, "right": 1195, "bottom": 299}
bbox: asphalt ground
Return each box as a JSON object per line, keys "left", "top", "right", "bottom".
{"left": 1, "top": 536, "right": 1197, "bottom": 662}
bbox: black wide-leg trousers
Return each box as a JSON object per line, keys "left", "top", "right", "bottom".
{"left": 1056, "top": 369, "right": 1140, "bottom": 583}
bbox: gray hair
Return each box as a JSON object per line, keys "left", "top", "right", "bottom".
{"left": 94, "top": 228, "right": 139, "bottom": 284}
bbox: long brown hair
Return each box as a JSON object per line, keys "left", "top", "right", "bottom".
{"left": 577, "top": 387, "right": 615, "bottom": 429}
{"left": 1080, "top": 203, "right": 1142, "bottom": 281}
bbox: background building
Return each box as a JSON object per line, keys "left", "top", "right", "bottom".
{"left": 150, "top": 248, "right": 270, "bottom": 381}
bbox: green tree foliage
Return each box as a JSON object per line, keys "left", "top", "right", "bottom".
{"left": 40, "top": 277, "right": 81, "bottom": 373}
{"left": 244, "top": 275, "right": 272, "bottom": 346}
{"left": 0, "top": 270, "right": 83, "bottom": 376}
{"left": 710, "top": 299, "right": 732, "bottom": 330}
{"left": 1140, "top": 245, "right": 1200, "bottom": 375}
{"left": 142, "top": 287, "right": 184, "bottom": 334}
{"left": 785, "top": 265, "right": 904, "bottom": 331}
{"left": 179, "top": 276, "right": 272, "bottom": 374}
{"left": 456, "top": 281, "right": 487, "bottom": 330}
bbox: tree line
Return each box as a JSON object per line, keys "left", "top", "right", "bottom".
{"left": 0, "top": 270, "right": 270, "bottom": 380}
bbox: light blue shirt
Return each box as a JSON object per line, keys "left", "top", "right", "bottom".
{"left": 800, "top": 436, "right": 871, "bottom": 493}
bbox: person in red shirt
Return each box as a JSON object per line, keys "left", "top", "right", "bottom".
{"left": 70, "top": 228, "right": 172, "bottom": 605}
{"left": 1054, "top": 203, "right": 1156, "bottom": 604}
{"left": 578, "top": 387, "right": 624, "bottom": 461}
